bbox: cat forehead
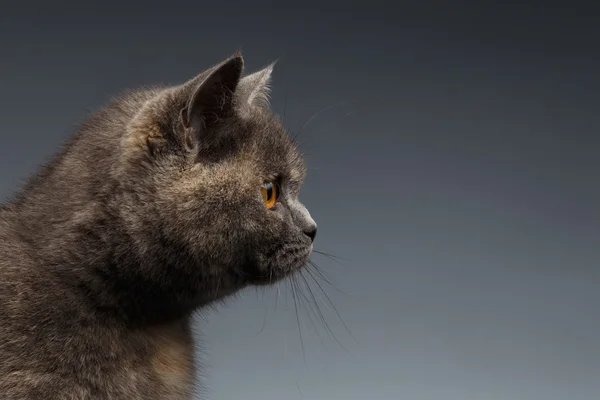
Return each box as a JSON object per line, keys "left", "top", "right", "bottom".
{"left": 239, "top": 111, "right": 305, "bottom": 173}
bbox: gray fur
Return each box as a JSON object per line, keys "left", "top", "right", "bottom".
{"left": 0, "top": 52, "right": 317, "bottom": 400}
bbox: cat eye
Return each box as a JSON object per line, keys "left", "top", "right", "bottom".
{"left": 261, "top": 181, "right": 279, "bottom": 209}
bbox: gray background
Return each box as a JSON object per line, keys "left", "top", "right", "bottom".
{"left": 1, "top": 1, "right": 599, "bottom": 399}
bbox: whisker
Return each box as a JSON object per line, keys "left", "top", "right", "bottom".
{"left": 307, "top": 260, "right": 335, "bottom": 285}
{"left": 274, "top": 281, "right": 281, "bottom": 312}
{"left": 305, "top": 263, "right": 357, "bottom": 344}
{"left": 290, "top": 103, "right": 344, "bottom": 146}
{"left": 312, "top": 249, "right": 348, "bottom": 262}
{"left": 290, "top": 275, "right": 307, "bottom": 366}
{"left": 296, "top": 381, "right": 305, "bottom": 399}
{"left": 290, "top": 94, "right": 383, "bottom": 146}
{"left": 293, "top": 273, "right": 328, "bottom": 349}
{"left": 292, "top": 102, "right": 341, "bottom": 141}
{"left": 308, "top": 260, "right": 349, "bottom": 297}
{"left": 284, "top": 277, "right": 290, "bottom": 309}
{"left": 298, "top": 270, "right": 348, "bottom": 353}
{"left": 255, "top": 298, "right": 269, "bottom": 336}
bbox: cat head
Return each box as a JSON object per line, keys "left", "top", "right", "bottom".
{"left": 116, "top": 53, "right": 316, "bottom": 301}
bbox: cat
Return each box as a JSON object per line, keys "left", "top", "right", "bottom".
{"left": 0, "top": 51, "right": 317, "bottom": 399}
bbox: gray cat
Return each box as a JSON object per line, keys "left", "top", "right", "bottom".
{"left": 0, "top": 52, "right": 317, "bottom": 399}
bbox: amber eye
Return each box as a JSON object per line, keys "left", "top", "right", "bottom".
{"left": 261, "top": 181, "right": 279, "bottom": 209}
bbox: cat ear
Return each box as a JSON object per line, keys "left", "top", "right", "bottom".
{"left": 180, "top": 54, "right": 244, "bottom": 150}
{"left": 237, "top": 62, "right": 276, "bottom": 109}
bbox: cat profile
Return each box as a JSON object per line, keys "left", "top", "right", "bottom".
{"left": 0, "top": 52, "right": 317, "bottom": 399}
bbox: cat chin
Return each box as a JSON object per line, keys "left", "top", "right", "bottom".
{"left": 248, "top": 245, "right": 313, "bottom": 286}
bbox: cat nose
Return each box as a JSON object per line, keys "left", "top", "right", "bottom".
{"left": 304, "top": 226, "right": 317, "bottom": 243}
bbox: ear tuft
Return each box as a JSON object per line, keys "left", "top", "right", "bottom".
{"left": 237, "top": 61, "right": 276, "bottom": 109}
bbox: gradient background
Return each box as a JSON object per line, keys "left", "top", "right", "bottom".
{"left": 1, "top": 2, "right": 599, "bottom": 399}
